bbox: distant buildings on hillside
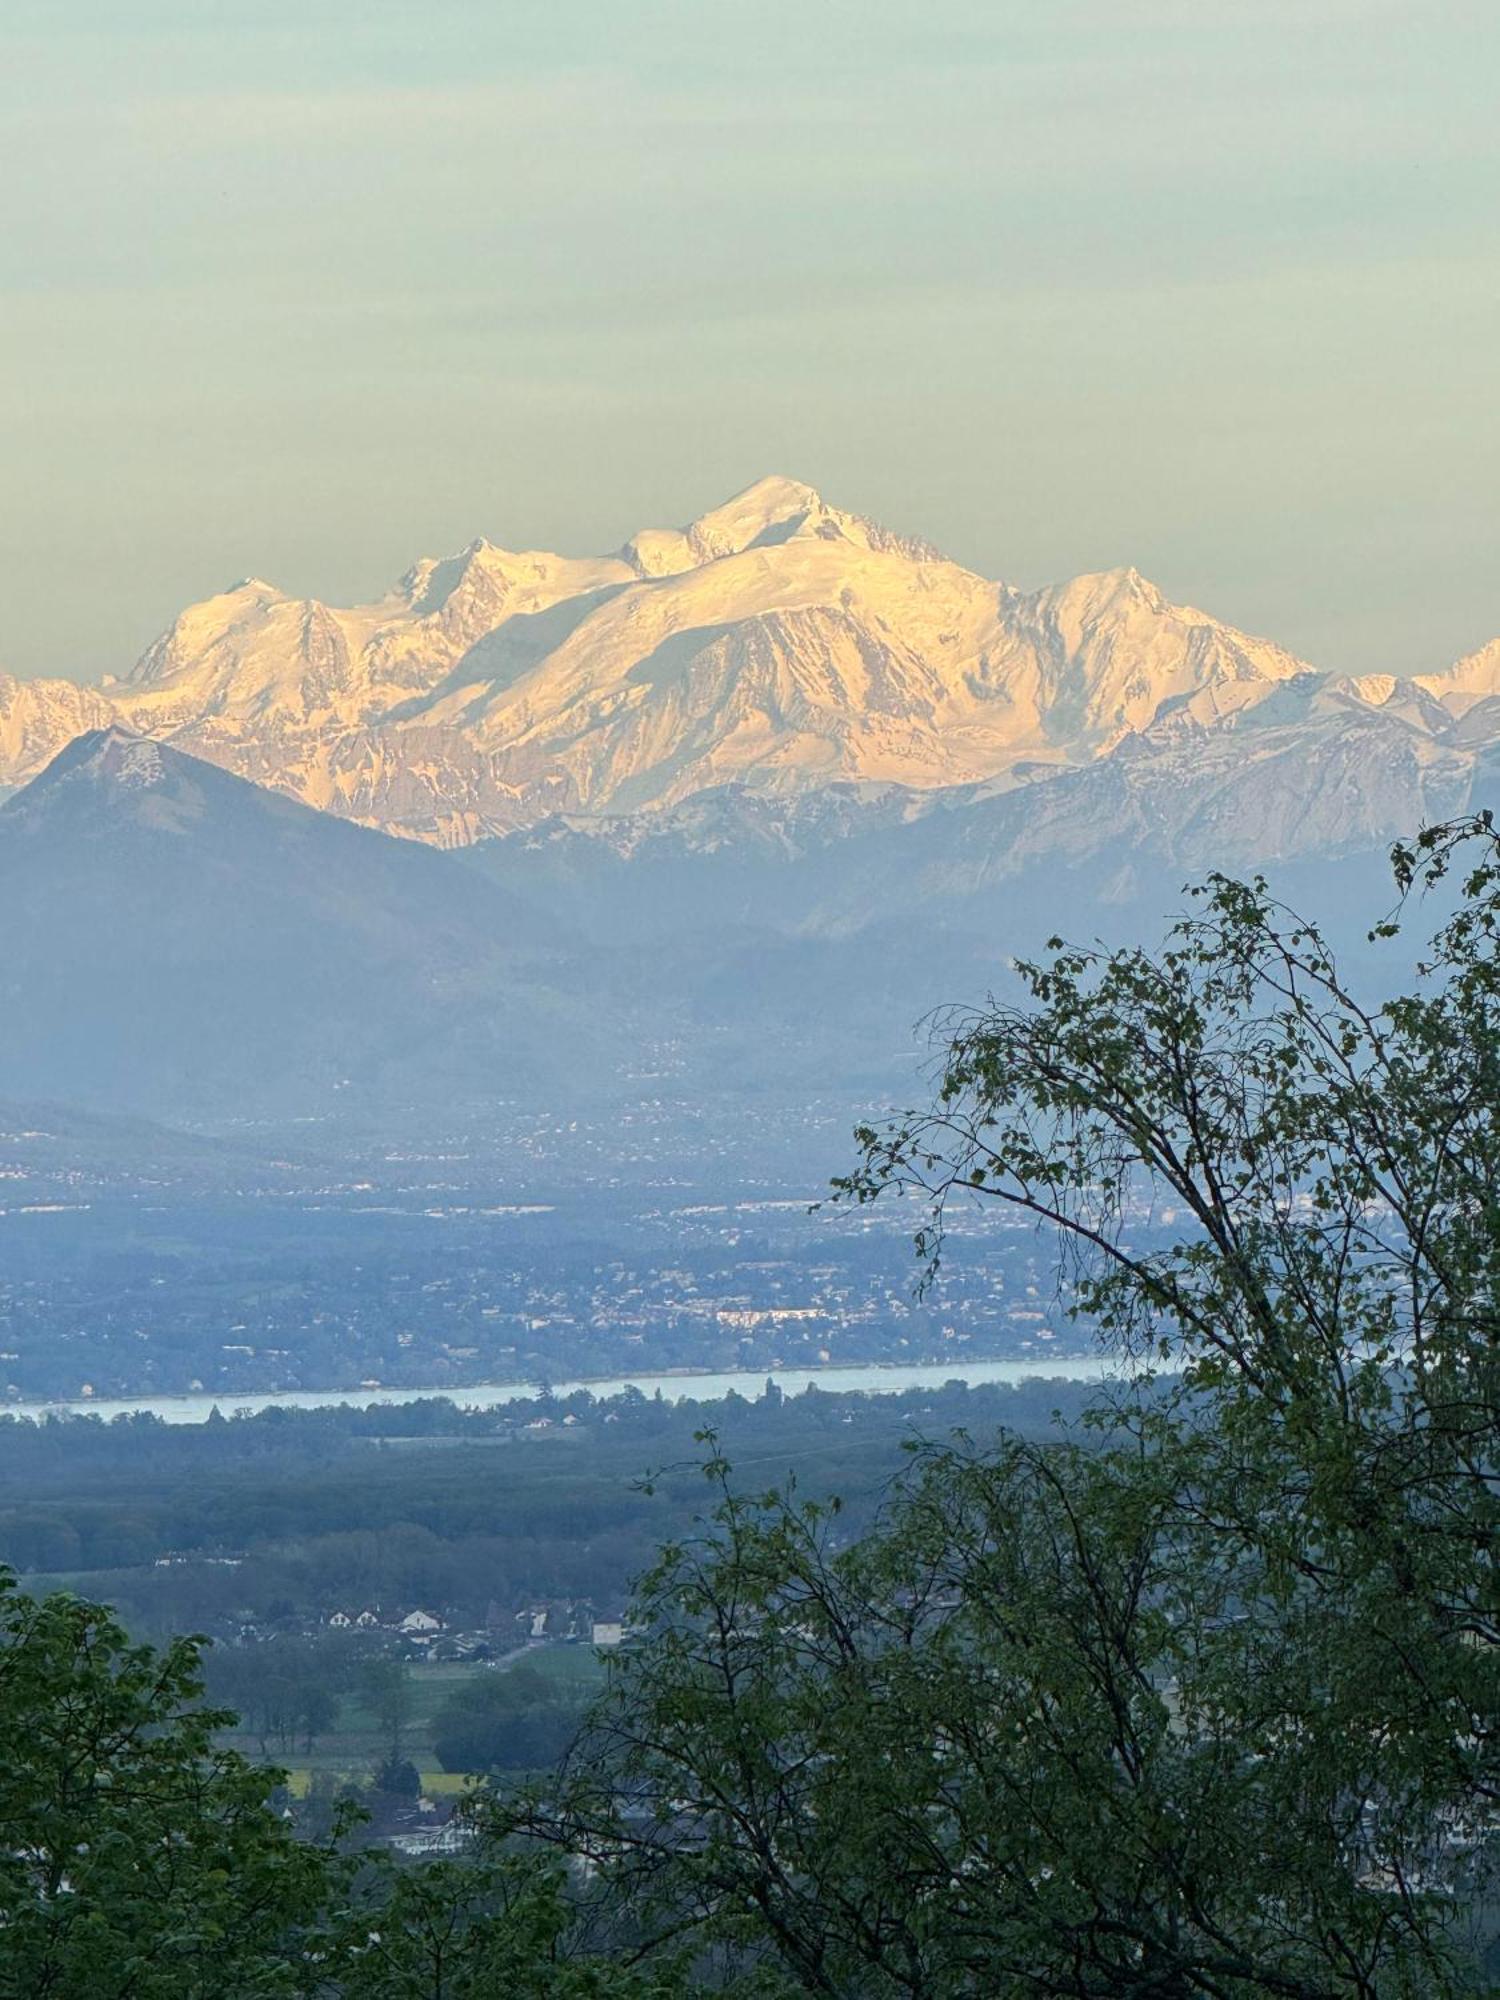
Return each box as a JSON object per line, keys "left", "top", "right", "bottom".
{"left": 316, "top": 1597, "right": 629, "bottom": 1655}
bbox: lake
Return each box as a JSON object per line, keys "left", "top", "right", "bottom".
{"left": 18, "top": 1352, "right": 1116, "bottom": 1427}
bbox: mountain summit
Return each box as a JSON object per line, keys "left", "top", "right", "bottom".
{"left": 618, "top": 476, "right": 945, "bottom": 577}
{"left": 0, "top": 731, "right": 591, "bottom": 1117}
{"left": 6, "top": 726, "right": 208, "bottom": 829}
{"left": 1, "top": 480, "right": 1496, "bottom": 847}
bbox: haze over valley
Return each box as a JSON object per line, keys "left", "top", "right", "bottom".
{"left": 0, "top": 477, "right": 1490, "bottom": 1403}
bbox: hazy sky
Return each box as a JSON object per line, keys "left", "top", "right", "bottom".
{"left": 3, "top": 0, "right": 1498, "bottom": 682}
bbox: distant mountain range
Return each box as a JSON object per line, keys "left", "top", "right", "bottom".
{"left": 0, "top": 720, "right": 1462, "bottom": 1129}
{"left": 4, "top": 475, "right": 1495, "bottom": 861}
{"left": 0, "top": 727, "right": 1000, "bottom": 1124}
{"left": 2, "top": 480, "right": 1493, "bottom": 1127}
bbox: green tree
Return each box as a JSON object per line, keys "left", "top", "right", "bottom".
{"left": 433, "top": 1663, "right": 591, "bottom": 1777}
{"left": 0, "top": 1571, "right": 332, "bottom": 1997}
{"left": 301, "top": 1680, "right": 341, "bottom": 1754}
{"left": 328, "top": 1847, "right": 692, "bottom": 2000}
{"left": 512, "top": 823, "right": 1500, "bottom": 1995}
{"left": 360, "top": 1657, "right": 416, "bottom": 1766}
{"left": 0, "top": 1568, "right": 701, "bottom": 1997}
{"left": 373, "top": 1756, "right": 423, "bottom": 1799}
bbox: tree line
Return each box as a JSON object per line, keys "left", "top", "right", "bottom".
{"left": 0, "top": 1377, "right": 1097, "bottom": 1637}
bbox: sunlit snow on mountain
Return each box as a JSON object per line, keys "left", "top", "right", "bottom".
{"left": 9, "top": 475, "right": 1489, "bottom": 857}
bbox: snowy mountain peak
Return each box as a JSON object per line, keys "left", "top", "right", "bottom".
{"left": 1414, "top": 635, "right": 1500, "bottom": 715}
{"left": 685, "top": 474, "right": 826, "bottom": 551}
{"left": 399, "top": 540, "right": 509, "bottom": 616}
{"left": 5, "top": 479, "right": 1494, "bottom": 851}
{"left": 0, "top": 673, "right": 118, "bottom": 785}
{"left": 620, "top": 476, "right": 949, "bottom": 579}
{"left": 8, "top": 727, "right": 179, "bottom": 820}
{"left": 1028, "top": 565, "right": 1170, "bottom": 626}
{"left": 621, "top": 475, "right": 822, "bottom": 577}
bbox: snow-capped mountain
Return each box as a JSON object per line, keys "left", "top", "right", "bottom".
{"left": 0, "top": 672, "right": 117, "bottom": 788}
{"left": 5, "top": 475, "right": 1500, "bottom": 861}
{"left": 0, "top": 477, "right": 1337, "bottom": 844}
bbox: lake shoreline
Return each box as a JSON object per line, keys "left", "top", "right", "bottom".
{"left": 8, "top": 1351, "right": 1117, "bottom": 1428}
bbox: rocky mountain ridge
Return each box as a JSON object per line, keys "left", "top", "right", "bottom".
{"left": 9, "top": 476, "right": 1468, "bottom": 851}
{"left": 5, "top": 477, "right": 1500, "bottom": 860}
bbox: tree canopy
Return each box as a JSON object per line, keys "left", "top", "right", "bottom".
{"left": 0, "top": 1571, "right": 689, "bottom": 1997}
{"left": 510, "top": 820, "right": 1500, "bottom": 1995}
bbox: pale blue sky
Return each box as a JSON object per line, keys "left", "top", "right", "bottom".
{"left": 3, "top": 0, "right": 1498, "bottom": 680}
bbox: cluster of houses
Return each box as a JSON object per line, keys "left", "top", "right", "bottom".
{"left": 326, "top": 1605, "right": 441, "bottom": 1636}
{"left": 321, "top": 1600, "right": 625, "bottom": 1654}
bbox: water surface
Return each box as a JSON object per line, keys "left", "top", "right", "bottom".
{"left": 20, "top": 1353, "right": 1115, "bottom": 1427}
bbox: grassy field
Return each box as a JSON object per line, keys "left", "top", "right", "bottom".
{"left": 508, "top": 1642, "right": 615, "bottom": 1692}
{"left": 229, "top": 1643, "right": 611, "bottom": 1797}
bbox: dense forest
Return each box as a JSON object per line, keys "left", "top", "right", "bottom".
{"left": 3, "top": 823, "right": 1499, "bottom": 1994}
{"left": 0, "top": 1375, "right": 1097, "bottom": 1633}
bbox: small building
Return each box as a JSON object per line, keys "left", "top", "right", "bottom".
{"left": 592, "top": 1621, "right": 625, "bottom": 1648}
{"left": 400, "top": 1609, "right": 442, "bottom": 1635}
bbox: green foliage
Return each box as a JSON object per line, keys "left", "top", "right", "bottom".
{"left": 0, "top": 1568, "right": 700, "bottom": 1996}
{"left": 511, "top": 823, "right": 1500, "bottom": 1995}
{"left": 0, "top": 1571, "right": 330, "bottom": 1997}
{"left": 360, "top": 1658, "right": 416, "bottom": 1764}
{"left": 0, "top": 1378, "right": 1091, "bottom": 1643}
{"left": 372, "top": 1757, "right": 423, "bottom": 1800}
{"left": 432, "top": 1659, "right": 597, "bottom": 1776}
{"left": 206, "top": 1631, "right": 365, "bottom": 1755}
{"left": 324, "top": 1847, "right": 691, "bottom": 2000}
{"left": 11, "top": 822, "right": 1500, "bottom": 1992}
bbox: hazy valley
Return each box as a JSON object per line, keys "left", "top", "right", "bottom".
{"left": 1, "top": 478, "right": 1492, "bottom": 1402}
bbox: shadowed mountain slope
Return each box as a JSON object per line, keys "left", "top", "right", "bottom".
{"left": 0, "top": 731, "right": 603, "bottom": 1119}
